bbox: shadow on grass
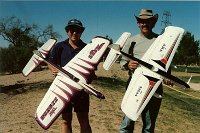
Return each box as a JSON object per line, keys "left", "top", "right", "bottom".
{"left": 92, "top": 76, "right": 127, "bottom": 92}
{"left": 0, "top": 76, "right": 127, "bottom": 95}
{"left": 0, "top": 81, "right": 51, "bottom": 95}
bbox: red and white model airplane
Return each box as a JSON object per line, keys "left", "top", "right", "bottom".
{"left": 22, "top": 36, "right": 111, "bottom": 129}
{"left": 22, "top": 33, "right": 129, "bottom": 129}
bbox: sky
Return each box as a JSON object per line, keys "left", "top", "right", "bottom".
{"left": 0, "top": 1, "right": 200, "bottom": 48}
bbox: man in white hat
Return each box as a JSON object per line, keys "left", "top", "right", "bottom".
{"left": 119, "top": 9, "right": 172, "bottom": 133}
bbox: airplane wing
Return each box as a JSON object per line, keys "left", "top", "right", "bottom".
{"left": 35, "top": 72, "right": 82, "bottom": 129}
{"left": 63, "top": 36, "right": 111, "bottom": 83}
{"left": 121, "top": 67, "right": 162, "bottom": 120}
{"left": 121, "top": 26, "right": 186, "bottom": 121}
{"left": 34, "top": 36, "right": 111, "bottom": 129}
{"left": 120, "top": 51, "right": 190, "bottom": 88}
{"left": 22, "top": 39, "right": 57, "bottom": 76}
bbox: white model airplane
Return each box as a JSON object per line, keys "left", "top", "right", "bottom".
{"left": 22, "top": 36, "right": 112, "bottom": 129}
{"left": 22, "top": 32, "right": 130, "bottom": 129}
{"left": 103, "top": 26, "right": 190, "bottom": 121}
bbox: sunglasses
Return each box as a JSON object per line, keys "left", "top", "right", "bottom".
{"left": 68, "top": 27, "right": 83, "bottom": 34}
{"left": 137, "top": 18, "right": 155, "bottom": 24}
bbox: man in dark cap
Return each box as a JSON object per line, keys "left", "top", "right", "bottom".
{"left": 48, "top": 19, "right": 92, "bottom": 133}
{"left": 119, "top": 9, "right": 172, "bottom": 133}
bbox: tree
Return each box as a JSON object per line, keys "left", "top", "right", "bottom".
{"left": 0, "top": 16, "right": 61, "bottom": 74}
{"left": 173, "top": 31, "right": 200, "bottom": 66}
{"left": 0, "top": 16, "right": 60, "bottom": 48}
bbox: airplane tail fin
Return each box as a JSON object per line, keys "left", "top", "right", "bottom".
{"left": 22, "top": 39, "right": 56, "bottom": 76}
{"left": 187, "top": 75, "right": 193, "bottom": 84}
{"left": 115, "top": 32, "right": 131, "bottom": 49}
{"left": 103, "top": 32, "right": 131, "bottom": 70}
{"left": 103, "top": 46, "right": 121, "bottom": 70}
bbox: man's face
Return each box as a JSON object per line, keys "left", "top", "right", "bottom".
{"left": 67, "top": 26, "right": 83, "bottom": 42}
{"left": 137, "top": 18, "right": 155, "bottom": 36}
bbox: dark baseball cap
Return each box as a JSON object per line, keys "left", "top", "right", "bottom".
{"left": 65, "top": 19, "right": 85, "bottom": 32}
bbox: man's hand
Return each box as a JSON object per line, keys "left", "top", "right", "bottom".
{"left": 128, "top": 60, "right": 139, "bottom": 70}
{"left": 163, "top": 79, "right": 174, "bottom": 86}
{"left": 48, "top": 64, "right": 59, "bottom": 76}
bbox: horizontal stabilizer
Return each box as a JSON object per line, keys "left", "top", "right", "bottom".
{"left": 22, "top": 39, "right": 56, "bottom": 76}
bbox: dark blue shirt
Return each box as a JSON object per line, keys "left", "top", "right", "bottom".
{"left": 49, "top": 39, "right": 86, "bottom": 67}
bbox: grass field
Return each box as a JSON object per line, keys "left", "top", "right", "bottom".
{"left": 0, "top": 67, "right": 200, "bottom": 132}
{"left": 172, "top": 65, "right": 200, "bottom": 73}
{"left": 159, "top": 86, "right": 200, "bottom": 132}
{"left": 171, "top": 65, "right": 200, "bottom": 83}
{"left": 172, "top": 71, "right": 200, "bottom": 83}
{"left": 92, "top": 75, "right": 200, "bottom": 133}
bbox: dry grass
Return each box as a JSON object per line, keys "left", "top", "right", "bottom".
{"left": 0, "top": 63, "right": 200, "bottom": 133}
